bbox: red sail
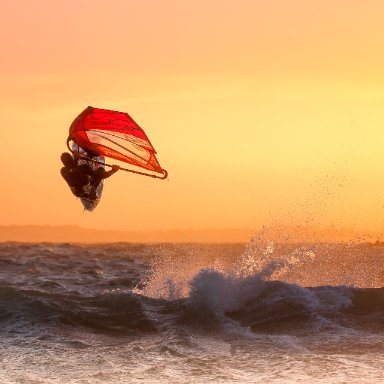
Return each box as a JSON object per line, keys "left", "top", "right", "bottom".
{"left": 69, "top": 106, "right": 164, "bottom": 173}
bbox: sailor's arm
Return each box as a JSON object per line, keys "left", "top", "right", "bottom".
{"left": 98, "top": 165, "right": 120, "bottom": 179}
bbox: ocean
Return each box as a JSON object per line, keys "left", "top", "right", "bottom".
{"left": 0, "top": 240, "right": 383, "bottom": 383}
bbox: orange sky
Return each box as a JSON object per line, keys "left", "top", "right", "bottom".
{"left": 1, "top": 0, "right": 384, "bottom": 232}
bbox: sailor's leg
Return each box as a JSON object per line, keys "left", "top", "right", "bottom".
{"left": 60, "top": 167, "right": 71, "bottom": 183}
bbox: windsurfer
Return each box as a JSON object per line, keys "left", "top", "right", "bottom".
{"left": 60, "top": 152, "right": 120, "bottom": 199}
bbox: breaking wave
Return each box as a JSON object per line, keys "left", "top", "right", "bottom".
{"left": 1, "top": 240, "right": 383, "bottom": 337}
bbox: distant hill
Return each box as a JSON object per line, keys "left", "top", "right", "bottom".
{"left": 0, "top": 225, "right": 254, "bottom": 243}
{"left": 0, "top": 225, "right": 382, "bottom": 244}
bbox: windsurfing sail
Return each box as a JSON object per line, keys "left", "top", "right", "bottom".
{"left": 67, "top": 106, "right": 167, "bottom": 179}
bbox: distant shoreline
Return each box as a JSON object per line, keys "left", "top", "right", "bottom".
{"left": 0, "top": 225, "right": 253, "bottom": 243}
{"left": 0, "top": 225, "right": 382, "bottom": 244}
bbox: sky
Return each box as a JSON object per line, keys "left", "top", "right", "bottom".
{"left": 1, "top": 0, "right": 384, "bottom": 233}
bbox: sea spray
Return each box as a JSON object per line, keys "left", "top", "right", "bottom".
{"left": 137, "top": 234, "right": 319, "bottom": 301}
{"left": 136, "top": 244, "right": 239, "bottom": 300}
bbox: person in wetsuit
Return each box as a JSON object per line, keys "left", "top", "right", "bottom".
{"left": 60, "top": 152, "right": 120, "bottom": 199}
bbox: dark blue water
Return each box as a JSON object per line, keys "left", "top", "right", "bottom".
{"left": 0, "top": 241, "right": 383, "bottom": 383}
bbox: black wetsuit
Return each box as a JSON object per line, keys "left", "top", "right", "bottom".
{"left": 61, "top": 163, "right": 111, "bottom": 199}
